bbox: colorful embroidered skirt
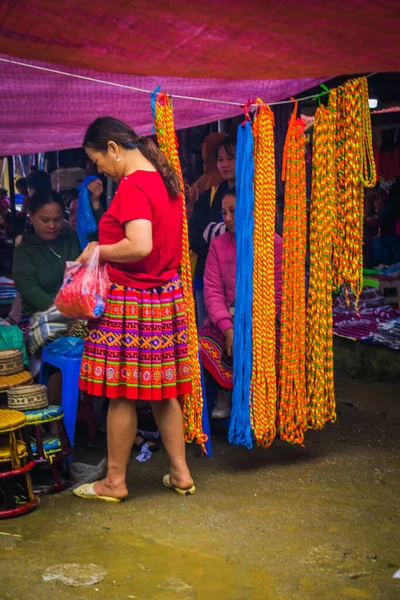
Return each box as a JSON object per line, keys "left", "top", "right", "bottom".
{"left": 199, "top": 318, "right": 281, "bottom": 390}
{"left": 199, "top": 322, "right": 233, "bottom": 390}
{"left": 79, "top": 277, "right": 192, "bottom": 401}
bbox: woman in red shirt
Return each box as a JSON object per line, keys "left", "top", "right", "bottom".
{"left": 73, "top": 117, "right": 195, "bottom": 502}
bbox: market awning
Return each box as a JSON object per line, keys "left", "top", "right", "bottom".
{"left": 1, "top": 1, "right": 399, "bottom": 155}
{"left": 0, "top": 1, "right": 399, "bottom": 79}
{"left": 0, "top": 54, "right": 327, "bottom": 154}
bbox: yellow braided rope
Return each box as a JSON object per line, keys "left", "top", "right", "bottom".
{"left": 306, "top": 105, "right": 336, "bottom": 429}
{"left": 152, "top": 92, "right": 206, "bottom": 450}
{"left": 279, "top": 103, "right": 308, "bottom": 444}
{"left": 250, "top": 101, "right": 277, "bottom": 448}
{"left": 331, "top": 76, "right": 376, "bottom": 303}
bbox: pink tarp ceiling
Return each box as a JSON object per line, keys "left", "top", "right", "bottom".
{"left": 1, "top": 0, "right": 400, "bottom": 79}
{"left": 0, "top": 55, "right": 327, "bottom": 154}
{"left": 0, "top": 0, "right": 399, "bottom": 154}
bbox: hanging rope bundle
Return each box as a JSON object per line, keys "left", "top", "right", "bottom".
{"left": 278, "top": 102, "right": 308, "bottom": 445}
{"left": 250, "top": 102, "right": 278, "bottom": 448}
{"left": 331, "top": 76, "right": 376, "bottom": 303}
{"left": 228, "top": 119, "right": 254, "bottom": 449}
{"left": 152, "top": 91, "right": 206, "bottom": 449}
{"left": 306, "top": 105, "right": 337, "bottom": 429}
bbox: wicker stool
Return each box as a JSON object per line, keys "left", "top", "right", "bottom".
{"left": 0, "top": 409, "right": 38, "bottom": 518}
{"left": 0, "top": 371, "right": 33, "bottom": 395}
{"left": 25, "top": 406, "right": 72, "bottom": 494}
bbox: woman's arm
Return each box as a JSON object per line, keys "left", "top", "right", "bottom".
{"left": 100, "top": 219, "right": 152, "bottom": 263}
{"left": 80, "top": 219, "right": 153, "bottom": 264}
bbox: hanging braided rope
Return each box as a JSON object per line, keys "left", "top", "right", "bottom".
{"left": 278, "top": 101, "right": 308, "bottom": 445}
{"left": 306, "top": 105, "right": 337, "bottom": 429}
{"left": 152, "top": 91, "right": 206, "bottom": 449}
{"left": 250, "top": 102, "right": 278, "bottom": 448}
{"left": 331, "top": 76, "right": 376, "bottom": 303}
{"left": 229, "top": 119, "right": 254, "bottom": 449}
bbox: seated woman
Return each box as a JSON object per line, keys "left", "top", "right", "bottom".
{"left": 12, "top": 190, "right": 82, "bottom": 362}
{"left": 199, "top": 188, "right": 283, "bottom": 419}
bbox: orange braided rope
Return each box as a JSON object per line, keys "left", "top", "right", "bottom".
{"left": 331, "top": 77, "right": 376, "bottom": 303}
{"left": 250, "top": 101, "right": 277, "bottom": 448}
{"left": 306, "top": 105, "right": 336, "bottom": 429}
{"left": 278, "top": 102, "right": 308, "bottom": 445}
{"left": 152, "top": 92, "right": 206, "bottom": 449}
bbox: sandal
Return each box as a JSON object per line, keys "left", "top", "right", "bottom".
{"left": 73, "top": 482, "right": 126, "bottom": 503}
{"left": 162, "top": 474, "right": 196, "bottom": 496}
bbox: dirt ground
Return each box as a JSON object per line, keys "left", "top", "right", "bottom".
{"left": 1, "top": 369, "right": 399, "bottom": 600}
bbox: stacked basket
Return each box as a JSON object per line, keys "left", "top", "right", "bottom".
{"left": 0, "top": 350, "right": 33, "bottom": 397}
{"left": 7, "top": 384, "right": 48, "bottom": 411}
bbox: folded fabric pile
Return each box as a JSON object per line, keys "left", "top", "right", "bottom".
{"left": 371, "top": 318, "right": 400, "bottom": 350}
{"left": 333, "top": 286, "right": 400, "bottom": 349}
{"left": 0, "top": 277, "right": 18, "bottom": 305}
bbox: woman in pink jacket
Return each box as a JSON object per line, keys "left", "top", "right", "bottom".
{"left": 199, "top": 188, "right": 283, "bottom": 418}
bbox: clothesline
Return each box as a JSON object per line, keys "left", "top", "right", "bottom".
{"left": 0, "top": 57, "right": 377, "bottom": 109}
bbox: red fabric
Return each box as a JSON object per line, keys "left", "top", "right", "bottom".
{"left": 79, "top": 279, "right": 192, "bottom": 401}
{"left": 99, "top": 171, "right": 182, "bottom": 289}
{"left": 0, "top": 1, "right": 399, "bottom": 79}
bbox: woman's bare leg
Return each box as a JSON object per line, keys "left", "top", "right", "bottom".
{"left": 150, "top": 398, "right": 193, "bottom": 489}
{"left": 47, "top": 370, "right": 62, "bottom": 405}
{"left": 94, "top": 397, "right": 137, "bottom": 499}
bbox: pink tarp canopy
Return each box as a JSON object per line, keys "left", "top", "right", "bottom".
{"left": 1, "top": 1, "right": 399, "bottom": 79}
{"left": 1, "top": 0, "right": 399, "bottom": 154}
{"left": 0, "top": 55, "right": 327, "bottom": 154}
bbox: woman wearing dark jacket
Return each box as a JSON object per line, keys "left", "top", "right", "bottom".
{"left": 188, "top": 136, "right": 236, "bottom": 326}
{"left": 13, "top": 190, "right": 80, "bottom": 316}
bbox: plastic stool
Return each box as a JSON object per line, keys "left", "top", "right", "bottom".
{"left": 39, "top": 337, "right": 83, "bottom": 448}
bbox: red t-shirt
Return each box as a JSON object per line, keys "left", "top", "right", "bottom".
{"left": 99, "top": 171, "right": 182, "bottom": 289}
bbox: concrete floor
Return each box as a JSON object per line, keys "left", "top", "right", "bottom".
{"left": 1, "top": 370, "right": 400, "bottom": 600}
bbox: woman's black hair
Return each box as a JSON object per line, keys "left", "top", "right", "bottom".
{"left": 223, "top": 187, "right": 236, "bottom": 199}
{"left": 29, "top": 190, "right": 64, "bottom": 215}
{"left": 216, "top": 135, "right": 236, "bottom": 159}
{"left": 16, "top": 178, "right": 28, "bottom": 194}
{"left": 83, "top": 116, "right": 181, "bottom": 198}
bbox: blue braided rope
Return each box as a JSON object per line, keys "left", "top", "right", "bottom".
{"left": 228, "top": 121, "right": 254, "bottom": 449}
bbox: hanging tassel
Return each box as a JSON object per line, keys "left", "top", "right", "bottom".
{"left": 306, "top": 105, "right": 337, "bottom": 429}
{"left": 278, "top": 102, "right": 308, "bottom": 445}
{"left": 331, "top": 76, "right": 376, "bottom": 305}
{"left": 250, "top": 101, "right": 278, "bottom": 448}
{"left": 228, "top": 120, "right": 254, "bottom": 449}
{"left": 152, "top": 91, "right": 207, "bottom": 450}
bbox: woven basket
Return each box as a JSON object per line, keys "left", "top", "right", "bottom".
{"left": 0, "top": 370, "right": 33, "bottom": 392}
{"left": 0, "top": 350, "right": 24, "bottom": 377}
{"left": 7, "top": 384, "right": 48, "bottom": 411}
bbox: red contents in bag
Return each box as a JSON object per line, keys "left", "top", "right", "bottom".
{"left": 55, "top": 248, "right": 110, "bottom": 319}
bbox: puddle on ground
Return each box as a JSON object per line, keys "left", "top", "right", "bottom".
{"left": 2, "top": 525, "right": 278, "bottom": 600}
{"left": 42, "top": 563, "right": 107, "bottom": 587}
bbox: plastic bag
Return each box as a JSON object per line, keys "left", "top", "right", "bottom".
{"left": 76, "top": 175, "right": 99, "bottom": 250}
{"left": 55, "top": 246, "right": 110, "bottom": 319}
{"left": 46, "top": 336, "right": 84, "bottom": 358}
